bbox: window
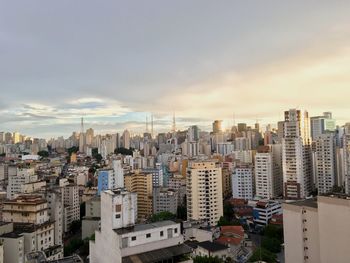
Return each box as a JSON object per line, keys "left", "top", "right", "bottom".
{"left": 131, "top": 236, "right": 136, "bottom": 241}
{"left": 146, "top": 233, "right": 151, "bottom": 238}
{"left": 115, "top": 204, "right": 122, "bottom": 212}
{"left": 115, "top": 214, "right": 121, "bottom": 219}
{"left": 160, "top": 231, "right": 164, "bottom": 237}
{"left": 174, "top": 228, "right": 178, "bottom": 234}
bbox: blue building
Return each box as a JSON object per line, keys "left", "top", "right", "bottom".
{"left": 97, "top": 169, "right": 113, "bottom": 195}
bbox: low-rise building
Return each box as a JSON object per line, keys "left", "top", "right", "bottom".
{"left": 89, "top": 189, "right": 191, "bottom": 263}
{"left": 253, "top": 201, "right": 282, "bottom": 226}
{"left": 193, "top": 241, "right": 229, "bottom": 260}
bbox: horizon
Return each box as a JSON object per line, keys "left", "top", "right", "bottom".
{"left": 1, "top": 1, "right": 350, "bottom": 138}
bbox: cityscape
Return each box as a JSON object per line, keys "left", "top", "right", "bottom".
{"left": 1, "top": 1, "right": 350, "bottom": 263}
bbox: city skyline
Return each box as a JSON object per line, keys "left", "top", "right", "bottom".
{"left": 2, "top": 1, "right": 350, "bottom": 137}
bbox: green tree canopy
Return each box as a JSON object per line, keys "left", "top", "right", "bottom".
{"left": 150, "top": 211, "right": 176, "bottom": 222}
{"left": 37, "top": 150, "right": 49, "bottom": 158}
{"left": 248, "top": 248, "right": 277, "bottom": 263}
{"left": 114, "top": 147, "right": 134, "bottom": 155}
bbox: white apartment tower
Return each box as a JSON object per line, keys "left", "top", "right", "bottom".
{"left": 314, "top": 133, "right": 336, "bottom": 194}
{"left": 255, "top": 144, "right": 283, "bottom": 199}
{"left": 186, "top": 161, "right": 223, "bottom": 226}
{"left": 112, "top": 159, "right": 124, "bottom": 188}
{"left": 232, "top": 164, "right": 254, "bottom": 200}
{"left": 282, "top": 109, "right": 312, "bottom": 199}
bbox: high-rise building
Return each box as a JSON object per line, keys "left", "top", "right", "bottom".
{"left": 237, "top": 123, "right": 247, "bottom": 133}
{"left": 122, "top": 130, "right": 131, "bottom": 149}
{"left": 283, "top": 195, "right": 350, "bottom": 263}
{"left": 12, "top": 132, "right": 21, "bottom": 144}
{"left": 153, "top": 187, "right": 178, "bottom": 214}
{"left": 232, "top": 164, "right": 254, "bottom": 200}
{"left": 188, "top": 125, "right": 200, "bottom": 141}
{"left": 124, "top": 171, "right": 153, "bottom": 220}
{"left": 255, "top": 145, "right": 283, "bottom": 199}
{"left": 212, "top": 120, "right": 223, "bottom": 133}
{"left": 282, "top": 109, "right": 312, "bottom": 199}
{"left": 86, "top": 128, "right": 94, "bottom": 146}
{"left": 186, "top": 161, "right": 223, "bottom": 225}
{"left": 314, "top": 133, "right": 336, "bottom": 194}
{"left": 310, "top": 112, "right": 336, "bottom": 140}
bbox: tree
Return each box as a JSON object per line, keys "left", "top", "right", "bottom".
{"left": 92, "top": 148, "right": 103, "bottom": 162}
{"left": 263, "top": 224, "right": 283, "bottom": 242}
{"left": 80, "top": 203, "right": 86, "bottom": 220}
{"left": 223, "top": 202, "right": 234, "bottom": 220}
{"left": 67, "top": 146, "right": 79, "bottom": 156}
{"left": 261, "top": 237, "right": 281, "bottom": 253}
{"left": 114, "top": 147, "right": 134, "bottom": 155}
{"left": 248, "top": 248, "right": 277, "bottom": 263}
{"left": 70, "top": 220, "right": 82, "bottom": 234}
{"left": 176, "top": 195, "right": 187, "bottom": 220}
{"left": 150, "top": 211, "right": 176, "bottom": 222}
{"left": 37, "top": 150, "right": 49, "bottom": 158}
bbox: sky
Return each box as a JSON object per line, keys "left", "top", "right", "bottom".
{"left": 1, "top": 1, "right": 350, "bottom": 138}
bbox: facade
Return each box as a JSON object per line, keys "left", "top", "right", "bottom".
{"left": 314, "top": 133, "right": 336, "bottom": 194}
{"left": 152, "top": 187, "right": 178, "bottom": 214}
{"left": 282, "top": 109, "right": 312, "bottom": 199}
{"left": 252, "top": 201, "right": 282, "bottom": 226}
{"left": 221, "top": 163, "right": 232, "bottom": 198}
{"left": 124, "top": 171, "right": 153, "bottom": 220}
{"left": 310, "top": 112, "right": 336, "bottom": 140}
{"left": 61, "top": 184, "right": 80, "bottom": 233}
{"left": 7, "top": 168, "right": 38, "bottom": 199}
{"left": 283, "top": 195, "right": 350, "bottom": 263}
{"left": 255, "top": 144, "right": 283, "bottom": 199}
{"left": 232, "top": 164, "right": 254, "bottom": 200}
{"left": 142, "top": 164, "right": 164, "bottom": 187}
{"left": 3, "top": 195, "right": 49, "bottom": 225}
{"left": 82, "top": 196, "right": 101, "bottom": 239}
{"left": 186, "top": 161, "right": 223, "bottom": 226}
{"left": 1, "top": 195, "right": 62, "bottom": 261}
{"left": 89, "top": 190, "right": 190, "bottom": 263}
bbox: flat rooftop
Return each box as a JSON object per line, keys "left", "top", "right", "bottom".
{"left": 115, "top": 220, "right": 177, "bottom": 235}
{"left": 122, "top": 244, "right": 191, "bottom": 263}
{"left": 286, "top": 199, "right": 318, "bottom": 209}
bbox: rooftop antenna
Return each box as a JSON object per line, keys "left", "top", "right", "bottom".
{"left": 146, "top": 115, "right": 149, "bottom": 133}
{"left": 81, "top": 116, "right": 84, "bottom": 134}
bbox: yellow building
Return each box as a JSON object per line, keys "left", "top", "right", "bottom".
{"left": 124, "top": 171, "right": 153, "bottom": 221}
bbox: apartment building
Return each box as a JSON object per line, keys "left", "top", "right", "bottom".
{"left": 186, "top": 161, "right": 223, "bottom": 226}
{"left": 283, "top": 195, "right": 350, "bottom": 263}
{"left": 124, "top": 171, "right": 153, "bottom": 220}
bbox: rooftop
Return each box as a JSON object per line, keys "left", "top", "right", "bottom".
{"left": 287, "top": 198, "right": 318, "bottom": 209}
{"left": 122, "top": 244, "right": 191, "bottom": 263}
{"left": 196, "top": 241, "right": 228, "bottom": 252}
{"left": 3, "top": 195, "right": 46, "bottom": 205}
{"left": 115, "top": 220, "right": 177, "bottom": 235}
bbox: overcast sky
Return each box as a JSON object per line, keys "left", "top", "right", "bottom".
{"left": 1, "top": 1, "right": 350, "bottom": 138}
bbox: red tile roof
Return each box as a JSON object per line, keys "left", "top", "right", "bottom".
{"left": 217, "top": 226, "right": 245, "bottom": 246}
